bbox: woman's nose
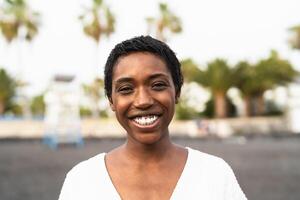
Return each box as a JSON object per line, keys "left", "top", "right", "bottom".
{"left": 133, "top": 88, "right": 154, "bottom": 109}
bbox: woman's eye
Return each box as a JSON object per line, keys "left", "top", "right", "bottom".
{"left": 152, "top": 82, "right": 167, "bottom": 90}
{"left": 118, "top": 86, "right": 133, "bottom": 94}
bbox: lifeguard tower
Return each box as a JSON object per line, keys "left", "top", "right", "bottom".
{"left": 43, "top": 75, "right": 83, "bottom": 149}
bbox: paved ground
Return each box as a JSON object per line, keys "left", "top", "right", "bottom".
{"left": 0, "top": 136, "right": 299, "bottom": 200}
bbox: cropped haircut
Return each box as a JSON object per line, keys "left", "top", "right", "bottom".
{"left": 104, "top": 35, "right": 183, "bottom": 100}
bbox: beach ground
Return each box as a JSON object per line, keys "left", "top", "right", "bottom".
{"left": 0, "top": 136, "right": 299, "bottom": 200}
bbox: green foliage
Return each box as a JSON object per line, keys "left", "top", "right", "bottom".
{"left": 175, "top": 100, "right": 199, "bottom": 120}
{"left": 195, "top": 59, "right": 234, "bottom": 118}
{"left": 180, "top": 59, "right": 202, "bottom": 83}
{"left": 232, "top": 50, "right": 297, "bottom": 116}
{"left": 181, "top": 53, "right": 297, "bottom": 118}
{"left": 0, "top": 68, "right": 16, "bottom": 114}
{"left": 264, "top": 100, "right": 283, "bottom": 116}
{"left": 80, "top": 106, "right": 108, "bottom": 118}
{"left": 82, "top": 78, "right": 104, "bottom": 101}
{"left": 80, "top": 106, "right": 92, "bottom": 117}
{"left": 254, "top": 50, "right": 297, "bottom": 93}
{"left": 9, "top": 103, "right": 23, "bottom": 116}
{"left": 30, "top": 94, "right": 45, "bottom": 116}
{"left": 200, "top": 98, "right": 214, "bottom": 118}
{"left": 94, "top": 0, "right": 103, "bottom": 6}
{"left": 235, "top": 50, "right": 298, "bottom": 98}
{"left": 158, "top": 3, "right": 182, "bottom": 33}
{"left": 0, "top": 0, "right": 40, "bottom": 42}
{"left": 82, "top": 78, "right": 104, "bottom": 117}
{"left": 99, "top": 110, "right": 108, "bottom": 118}
{"left": 233, "top": 61, "right": 255, "bottom": 96}
{"left": 79, "top": 0, "right": 115, "bottom": 43}
{"left": 146, "top": 3, "right": 182, "bottom": 41}
{"left": 181, "top": 58, "right": 236, "bottom": 118}
{"left": 200, "top": 59, "right": 234, "bottom": 93}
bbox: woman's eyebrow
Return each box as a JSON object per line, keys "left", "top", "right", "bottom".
{"left": 114, "top": 77, "right": 133, "bottom": 85}
{"left": 148, "top": 73, "right": 170, "bottom": 80}
{"left": 114, "top": 73, "right": 170, "bottom": 86}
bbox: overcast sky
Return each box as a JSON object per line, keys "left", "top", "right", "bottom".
{"left": 0, "top": 0, "right": 300, "bottom": 96}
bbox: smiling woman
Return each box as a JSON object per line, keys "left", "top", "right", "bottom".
{"left": 58, "top": 36, "right": 247, "bottom": 200}
{"left": 110, "top": 52, "right": 177, "bottom": 145}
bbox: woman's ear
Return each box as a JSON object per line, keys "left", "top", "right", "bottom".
{"left": 109, "top": 98, "right": 115, "bottom": 111}
{"left": 175, "top": 91, "right": 180, "bottom": 104}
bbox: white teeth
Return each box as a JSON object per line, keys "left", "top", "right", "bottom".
{"left": 133, "top": 115, "right": 158, "bottom": 126}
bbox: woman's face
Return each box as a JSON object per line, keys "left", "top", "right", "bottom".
{"left": 110, "top": 52, "right": 177, "bottom": 145}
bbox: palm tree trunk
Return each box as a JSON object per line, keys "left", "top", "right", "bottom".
{"left": 17, "top": 39, "right": 32, "bottom": 119}
{"left": 156, "top": 21, "right": 165, "bottom": 42}
{"left": 214, "top": 91, "right": 227, "bottom": 118}
{"left": 0, "top": 100, "right": 5, "bottom": 115}
{"left": 243, "top": 95, "right": 251, "bottom": 117}
{"left": 94, "top": 43, "right": 100, "bottom": 79}
{"left": 255, "top": 94, "right": 265, "bottom": 116}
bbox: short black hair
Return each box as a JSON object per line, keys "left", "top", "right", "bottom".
{"left": 104, "top": 35, "right": 183, "bottom": 100}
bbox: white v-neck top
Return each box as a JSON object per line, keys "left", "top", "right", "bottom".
{"left": 59, "top": 147, "right": 247, "bottom": 200}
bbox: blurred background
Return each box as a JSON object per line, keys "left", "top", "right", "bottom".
{"left": 0, "top": 0, "right": 300, "bottom": 199}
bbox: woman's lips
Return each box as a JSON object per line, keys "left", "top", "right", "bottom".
{"left": 133, "top": 115, "right": 158, "bottom": 125}
{"left": 130, "top": 115, "right": 160, "bottom": 131}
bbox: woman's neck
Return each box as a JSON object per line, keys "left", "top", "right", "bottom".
{"left": 122, "top": 135, "right": 175, "bottom": 163}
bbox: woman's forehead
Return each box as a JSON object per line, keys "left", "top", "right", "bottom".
{"left": 112, "top": 52, "right": 170, "bottom": 78}
{"left": 116, "top": 52, "right": 165, "bottom": 66}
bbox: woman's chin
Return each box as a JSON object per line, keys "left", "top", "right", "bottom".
{"left": 131, "top": 132, "right": 167, "bottom": 145}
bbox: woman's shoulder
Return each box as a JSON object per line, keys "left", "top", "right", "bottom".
{"left": 66, "top": 152, "right": 106, "bottom": 178}
{"left": 186, "top": 147, "right": 232, "bottom": 173}
{"left": 185, "top": 147, "right": 247, "bottom": 199}
{"left": 186, "top": 147, "right": 240, "bottom": 188}
{"left": 59, "top": 152, "right": 119, "bottom": 199}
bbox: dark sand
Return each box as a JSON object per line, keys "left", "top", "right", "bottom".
{"left": 0, "top": 136, "right": 299, "bottom": 200}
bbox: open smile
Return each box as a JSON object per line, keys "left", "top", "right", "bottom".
{"left": 130, "top": 114, "right": 161, "bottom": 130}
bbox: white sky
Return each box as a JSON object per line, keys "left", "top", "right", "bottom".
{"left": 0, "top": 0, "right": 300, "bottom": 96}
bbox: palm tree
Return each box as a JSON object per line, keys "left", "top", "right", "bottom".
{"left": 146, "top": 3, "right": 182, "bottom": 42}
{"left": 233, "top": 61, "right": 257, "bottom": 116}
{"left": 234, "top": 51, "right": 297, "bottom": 116}
{"left": 200, "top": 59, "right": 235, "bottom": 118}
{"left": 182, "top": 58, "right": 234, "bottom": 118}
{"left": 0, "top": 0, "right": 40, "bottom": 118}
{"left": 79, "top": 0, "right": 115, "bottom": 46}
{"left": 79, "top": 0, "right": 115, "bottom": 117}
{"left": 0, "top": 0, "right": 40, "bottom": 73}
{"left": 252, "top": 50, "right": 297, "bottom": 115}
{"left": 0, "top": 0, "right": 39, "bottom": 43}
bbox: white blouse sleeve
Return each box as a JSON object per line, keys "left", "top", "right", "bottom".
{"left": 223, "top": 161, "right": 247, "bottom": 200}
{"left": 58, "top": 173, "right": 73, "bottom": 200}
